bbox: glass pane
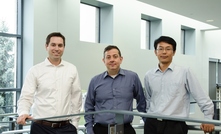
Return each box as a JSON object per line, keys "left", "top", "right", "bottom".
{"left": 0, "top": 36, "right": 17, "bottom": 88}
{"left": 0, "top": 91, "right": 16, "bottom": 114}
{"left": 140, "top": 20, "right": 150, "bottom": 49}
{"left": 181, "top": 29, "right": 185, "bottom": 54}
{"left": 141, "top": 20, "right": 146, "bottom": 49}
{"left": 0, "top": 0, "right": 17, "bottom": 34}
{"left": 80, "top": 3, "right": 99, "bottom": 43}
{"left": 0, "top": 91, "right": 16, "bottom": 133}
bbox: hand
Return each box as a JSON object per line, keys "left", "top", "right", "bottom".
{"left": 16, "top": 114, "right": 32, "bottom": 125}
{"left": 200, "top": 123, "right": 215, "bottom": 133}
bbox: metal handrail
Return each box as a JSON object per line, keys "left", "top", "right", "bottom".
{"left": 1, "top": 110, "right": 221, "bottom": 134}
{"left": 3, "top": 124, "right": 221, "bottom": 134}
{"left": 0, "top": 105, "right": 16, "bottom": 108}
{"left": 18, "top": 110, "right": 221, "bottom": 125}
{"left": 0, "top": 113, "right": 17, "bottom": 117}
{"left": 1, "top": 110, "right": 221, "bottom": 125}
{"left": 2, "top": 129, "right": 30, "bottom": 134}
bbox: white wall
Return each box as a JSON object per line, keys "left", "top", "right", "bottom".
{"left": 23, "top": 0, "right": 221, "bottom": 127}
{"left": 204, "top": 30, "right": 221, "bottom": 59}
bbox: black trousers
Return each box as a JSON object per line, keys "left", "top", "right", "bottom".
{"left": 93, "top": 123, "right": 136, "bottom": 134}
{"left": 144, "top": 118, "right": 188, "bottom": 134}
{"left": 30, "top": 121, "right": 77, "bottom": 134}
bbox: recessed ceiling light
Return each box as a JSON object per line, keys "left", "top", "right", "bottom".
{"left": 206, "top": 19, "right": 214, "bottom": 22}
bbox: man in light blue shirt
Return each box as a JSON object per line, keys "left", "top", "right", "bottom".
{"left": 144, "top": 36, "right": 214, "bottom": 134}
{"left": 84, "top": 45, "right": 146, "bottom": 134}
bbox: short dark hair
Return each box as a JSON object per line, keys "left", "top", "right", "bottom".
{"left": 46, "top": 32, "right": 65, "bottom": 46}
{"left": 103, "top": 45, "right": 121, "bottom": 58}
{"left": 154, "top": 36, "right": 176, "bottom": 51}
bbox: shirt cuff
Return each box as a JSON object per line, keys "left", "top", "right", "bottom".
{"left": 204, "top": 115, "right": 214, "bottom": 120}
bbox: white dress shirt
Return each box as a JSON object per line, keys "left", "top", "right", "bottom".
{"left": 144, "top": 63, "right": 214, "bottom": 119}
{"left": 17, "top": 58, "right": 82, "bottom": 127}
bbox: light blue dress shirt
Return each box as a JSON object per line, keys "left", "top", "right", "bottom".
{"left": 144, "top": 63, "right": 214, "bottom": 120}
{"left": 84, "top": 68, "right": 146, "bottom": 134}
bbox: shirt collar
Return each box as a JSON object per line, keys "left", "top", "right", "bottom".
{"left": 103, "top": 68, "right": 125, "bottom": 78}
{"left": 44, "top": 58, "right": 64, "bottom": 66}
{"left": 155, "top": 62, "right": 174, "bottom": 72}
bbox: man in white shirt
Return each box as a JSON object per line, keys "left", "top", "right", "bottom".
{"left": 16, "top": 32, "right": 82, "bottom": 134}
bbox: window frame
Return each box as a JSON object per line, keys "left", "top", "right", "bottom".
{"left": 80, "top": 3, "right": 100, "bottom": 43}
{"left": 140, "top": 19, "right": 150, "bottom": 50}
{"left": 181, "top": 25, "right": 196, "bottom": 55}
{"left": 0, "top": 0, "right": 23, "bottom": 114}
{"left": 141, "top": 14, "right": 162, "bottom": 50}
{"left": 80, "top": 0, "right": 113, "bottom": 44}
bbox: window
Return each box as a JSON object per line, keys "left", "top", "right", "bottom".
{"left": 0, "top": 0, "right": 18, "bottom": 34}
{"left": 140, "top": 19, "right": 150, "bottom": 49}
{"left": 181, "top": 26, "right": 195, "bottom": 55}
{"left": 181, "top": 29, "right": 185, "bottom": 54}
{"left": 141, "top": 14, "right": 162, "bottom": 50}
{"left": 80, "top": 3, "right": 99, "bottom": 43}
{"left": 0, "top": 0, "right": 22, "bottom": 132}
{"left": 208, "top": 58, "right": 220, "bottom": 119}
{"left": 80, "top": 0, "right": 113, "bottom": 44}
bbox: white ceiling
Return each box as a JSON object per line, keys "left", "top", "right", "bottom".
{"left": 138, "top": 0, "right": 221, "bottom": 30}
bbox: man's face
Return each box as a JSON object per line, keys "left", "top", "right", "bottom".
{"left": 154, "top": 42, "right": 175, "bottom": 65}
{"left": 45, "top": 36, "right": 65, "bottom": 61}
{"left": 103, "top": 48, "right": 123, "bottom": 72}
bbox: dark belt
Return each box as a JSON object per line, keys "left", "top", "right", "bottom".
{"left": 33, "top": 120, "right": 70, "bottom": 128}
{"left": 147, "top": 118, "right": 169, "bottom": 122}
{"left": 147, "top": 118, "right": 184, "bottom": 123}
{"left": 96, "top": 123, "right": 131, "bottom": 127}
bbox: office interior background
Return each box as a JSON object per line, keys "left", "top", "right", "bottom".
{"left": 1, "top": 0, "right": 221, "bottom": 133}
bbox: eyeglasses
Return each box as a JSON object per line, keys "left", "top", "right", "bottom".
{"left": 156, "top": 48, "right": 173, "bottom": 52}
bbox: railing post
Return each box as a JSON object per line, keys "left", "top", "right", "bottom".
{"left": 115, "top": 113, "right": 124, "bottom": 125}
{"left": 108, "top": 113, "right": 124, "bottom": 134}
{"left": 213, "top": 101, "right": 220, "bottom": 134}
{"left": 8, "top": 116, "right": 15, "bottom": 130}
